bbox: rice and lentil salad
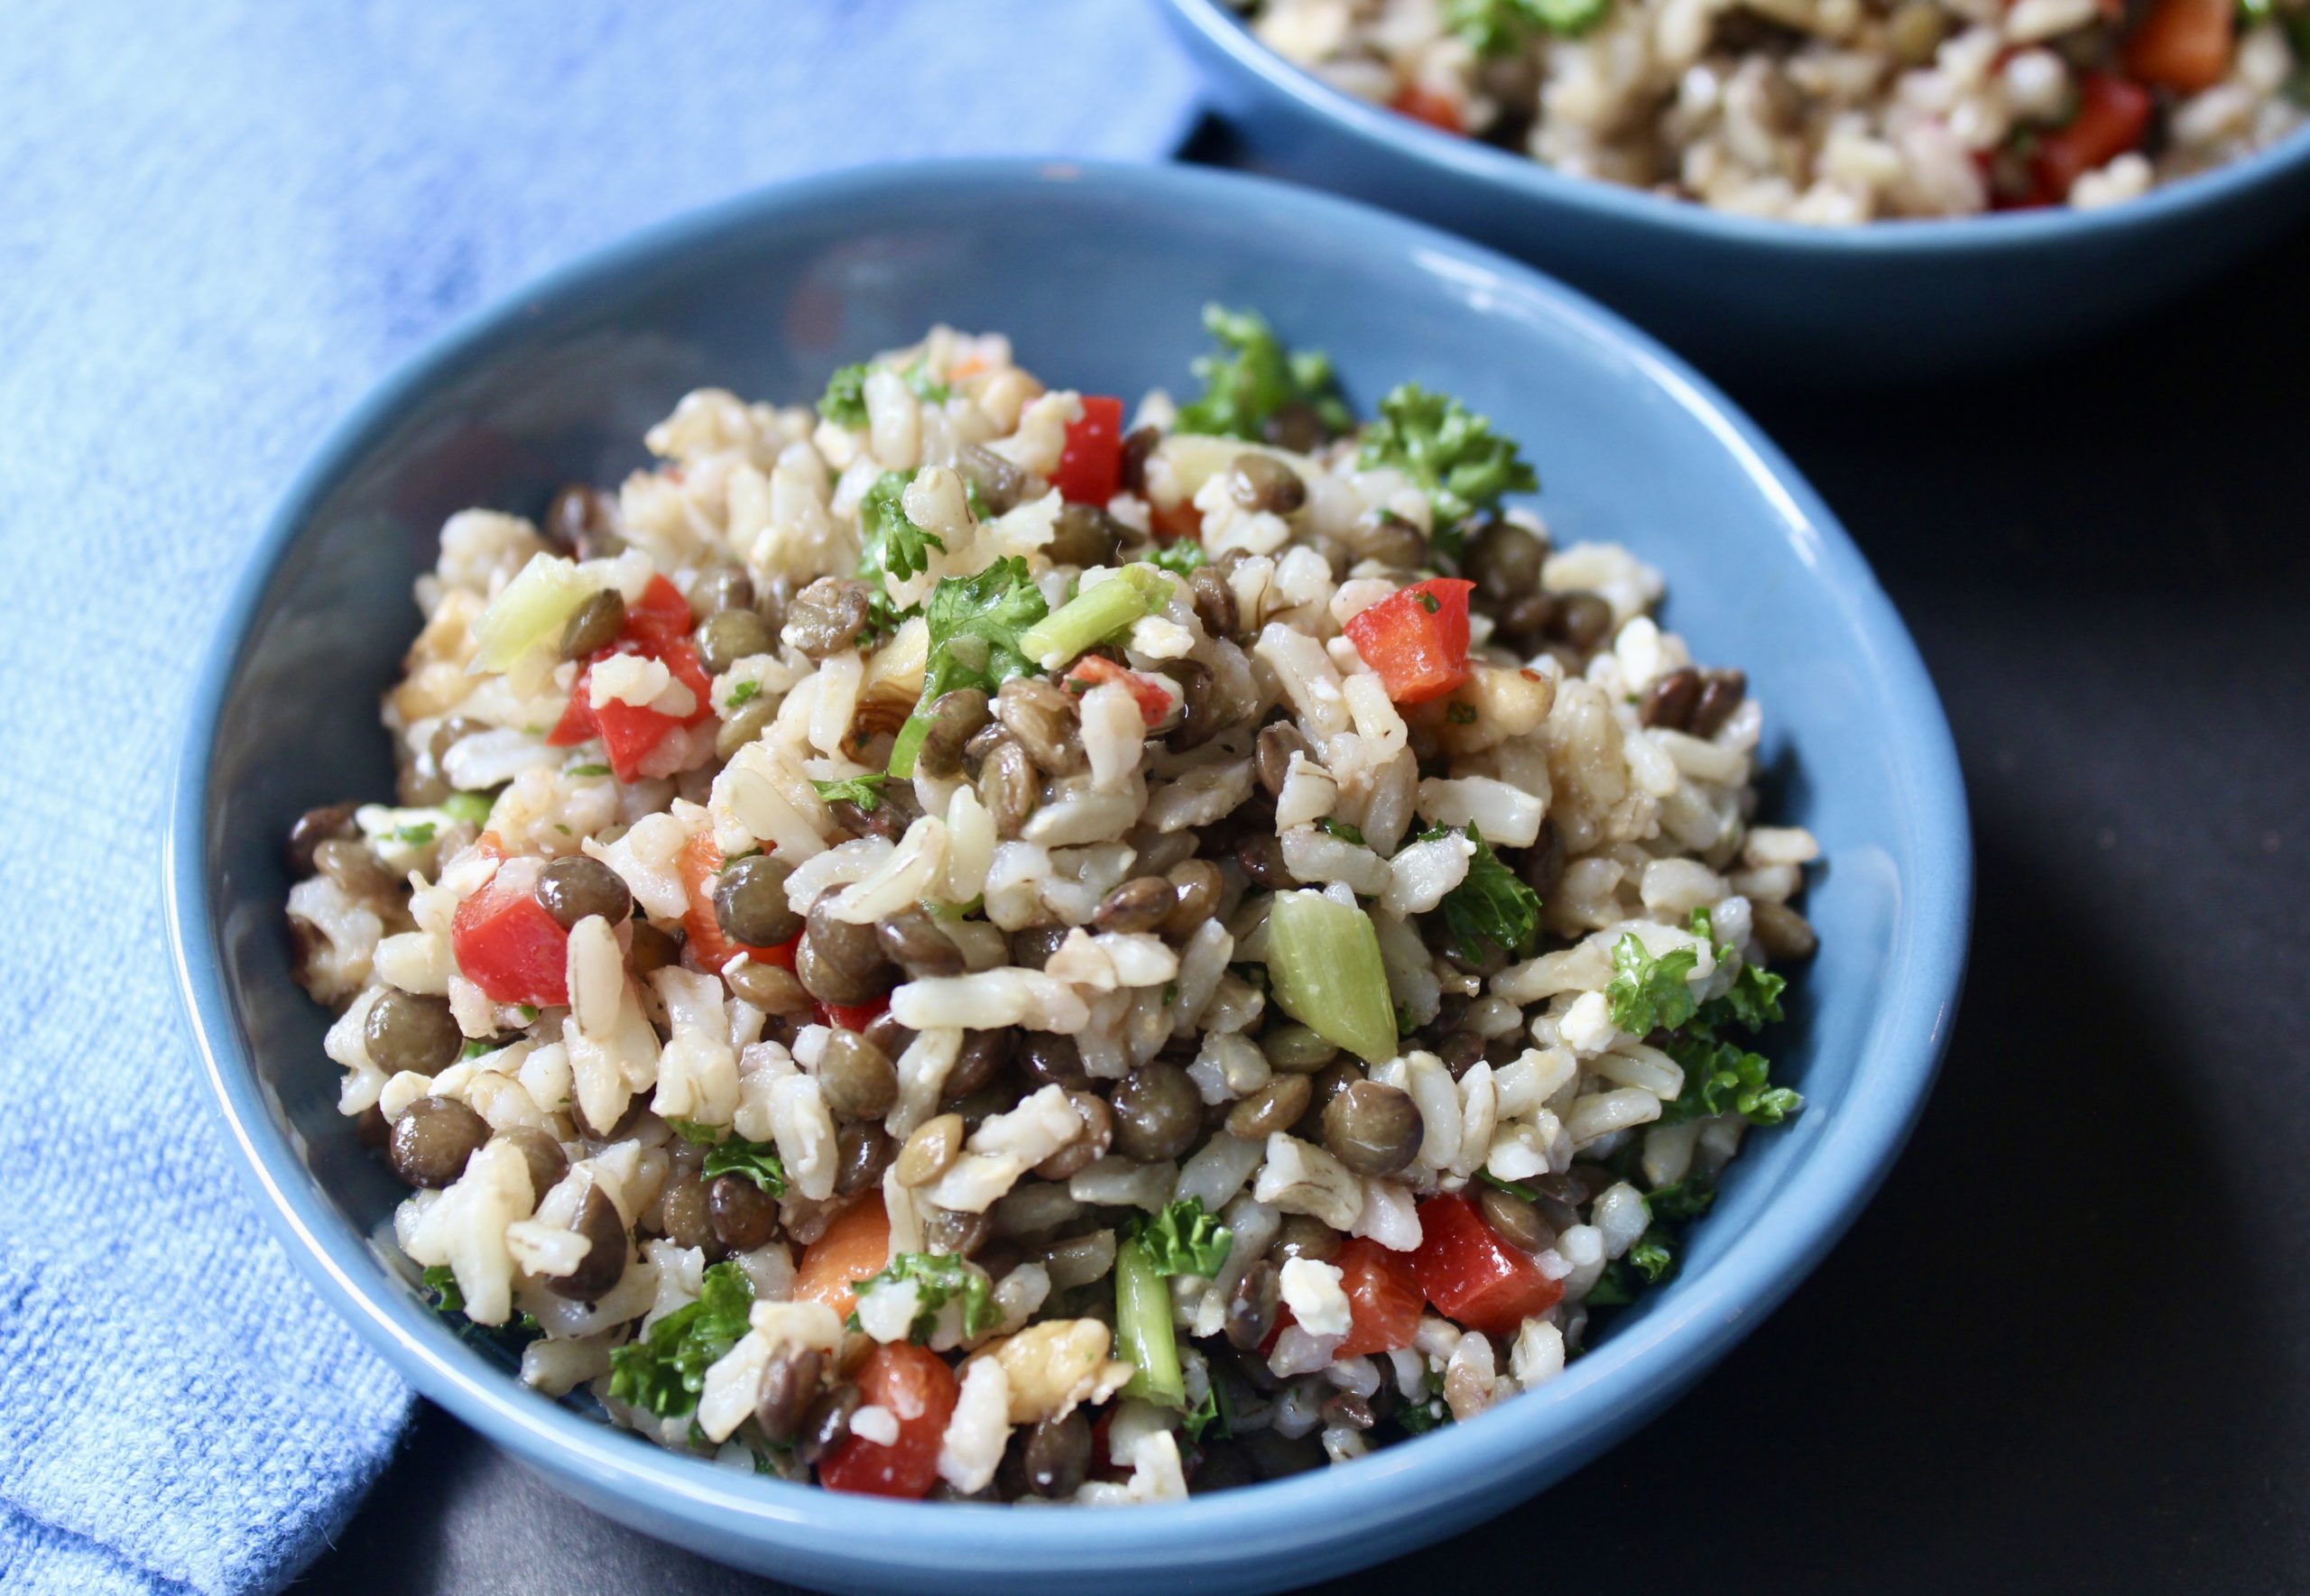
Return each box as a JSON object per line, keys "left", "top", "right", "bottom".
{"left": 285, "top": 308, "right": 1818, "bottom": 1502}
{"left": 1242, "top": 0, "right": 2309, "bottom": 218}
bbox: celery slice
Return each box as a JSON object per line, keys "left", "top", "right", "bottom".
{"left": 1115, "top": 1236, "right": 1184, "bottom": 1407}
{"left": 1263, "top": 889, "right": 1400, "bottom": 1065}
{"left": 1016, "top": 565, "right": 1171, "bottom": 670}
{"left": 469, "top": 553, "right": 593, "bottom": 674}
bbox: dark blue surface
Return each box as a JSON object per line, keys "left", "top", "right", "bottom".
{"left": 167, "top": 158, "right": 1970, "bottom": 1594}
{"left": 1157, "top": 0, "right": 2310, "bottom": 382}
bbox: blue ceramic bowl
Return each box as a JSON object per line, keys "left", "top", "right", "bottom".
{"left": 1159, "top": 0, "right": 2310, "bottom": 381}
{"left": 164, "top": 159, "right": 1969, "bottom": 1594}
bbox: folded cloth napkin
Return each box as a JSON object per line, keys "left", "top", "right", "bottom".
{"left": 0, "top": 4, "right": 1197, "bottom": 1591}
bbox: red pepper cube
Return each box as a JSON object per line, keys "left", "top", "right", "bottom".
{"left": 1053, "top": 394, "right": 1124, "bottom": 506}
{"left": 1408, "top": 1192, "right": 1563, "bottom": 1339}
{"left": 1062, "top": 654, "right": 1174, "bottom": 727}
{"left": 2033, "top": 75, "right": 2153, "bottom": 202}
{"left": 818, "top": 1342, "right": 959, "bottom": 1499}
{"left": 1342, "top": 577, "right": 1475, "bottom": 706}
{"left": 448, "top": 854, "right": 569, "bottom": 1007}
{"left": 1334, "top": 1237, "right": 1427, "bottom": 1357}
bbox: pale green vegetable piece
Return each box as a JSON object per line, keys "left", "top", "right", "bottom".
{"left": 468, "top": 553, "right": 595, "bottom": 674}
{"left": 1263, "top": 890, "right": 1400, "bottom": 1065}
{"left": 1016, "top": 564, "right": 1173, "bottom": 670}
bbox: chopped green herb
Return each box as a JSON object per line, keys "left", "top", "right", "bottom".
{"left": 516, "top": 1004, "right": 540, "bottom": 1024}
{"left": 606, "top": 1261, "right": 755, "bottom": 1418}
{"left": 389, "top": 821, "right": 438, "bottom": 847}
{"left": 857, "top": 469, "right": 945, "bottom": 586}
{"left": 1185, "top": 1379, "right": 1234, "bottom": 1444}
{"left": 1476, "top": 1169, "right": 1542, "bottom": 1201}
{"left": 1659, "top": 1032, "right": 1803, "bottom": 1126}
{"left": 886, "top": 556, "right": 1049, "bottom": 777}
{"left": 567, "top": 762, "right": 611, "bottom": 778}
{"left": 1395, "top": 999, "right": 1421, "bottom": 1038}
{"left": 1418, "top": 823, "right": 1542, "bottom": 966}
{"left": 1174, "top": 304, "right": 1352, "bottom": 442}
{"left": 1446, "top": 701, "right": 1479, "bottom": 725}
{"left": 457, "top": 1038, "right": 494, "bottom": 1061}
{"left": 1628, "top": 1234, "right": 1675, "bottom": 1283}
{"left": 1396, "top": 1396, "right": 1454, "bottom": 1435}
{"left": 846, "top": 1251, "right": 997, "bottom": 1343}
{"left": 1414, "top": 590, "right": 1441, "bottom": 613}
{"left": 962, "top": 475, "right": 992, "bottom": 521}
{"left": 1356, "top": 384, "right": 1537, "bottom": 550}
{"left": 1150, "top": 540, "right": 1207, "bottom": 576}
{"left": 725, "top": 680, "right": 762, "bottom": 710}
{"left": 1446, "top": 0, "right": 1612, "bottom": 56}
{"left": 1603, "top": 933, "right": 1700, "bottom": 1037}
{"left": 1585, "top": 1259, "right": 1640, "bottom": 1306}
{"left": 818, "top": 363, "right": 871, "bottom": 427}
{"left": 420, "top": 1262, "right": 464, "bottom": 1315}
{"left": 812, "top": 773, "right": 889, "bottom": 812}
{"left": 902, "top": 358, "right": 951, "bottom": 406}
{"left": 1126, "top": 1197, "right": 1234, "bottom": 1278}
{"left": 1313, "top": 816, "right": 1367, "bottom": 845}
{"left": 1644, "top": 1174, "right": 1716, "bottom": 1222}
{"left": 420, "top": 1263, "right": 541, "bottom": 1349}
{"left": 701, "top": 1136, "right": 787, "bottom": 1196}
{"left": 665, "top": 1119, "right": 723, "bottom": 1145}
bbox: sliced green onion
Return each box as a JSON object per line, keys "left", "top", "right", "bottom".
{"left": 1263, "top": 890, "right": 1400, "bottom": 1065}
{"left": 468, "top": 553, "right": 593, "bottom": 674}
{"left": 440, "top": 791, "right": 494, "bottom": 826}
{"left": 1016, "top": 565, "right": 1171, "bottom": 670}
{"left": 1115, "top": 1236, "right": 1184, "bottom": 1407}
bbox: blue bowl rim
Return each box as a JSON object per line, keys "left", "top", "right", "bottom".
{"left": 1162, "top": 0, "right": 2310, "bottom": 254}
{"left": 163, "top": 156, "right": 1972, "bottom": 1581}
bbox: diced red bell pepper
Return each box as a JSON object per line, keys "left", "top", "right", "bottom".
{"left": 1149, "top": 497, "right": 1204, "bottom": 545}
{"left": 1408, "top": 1193, "right": 1563, "bottom": 1339}
{"left": 449, "top": 854, "right": 569, "bottom": 1007}
{"left": 1342, "top": 578, "right": 1475, "bottom": 706}
{"left": 549, "top": 579, "right": 716, "bottom": 783}
{"left": 1390, "top": 86, "right": 1465, "bottom": 135}
{"left": 678, "top": 830, "right": 798, "bottom": 973}
{"left": 1053, "top": 395, "right": 1124, "bottom": 506}
{"left": 2125, "top": 0, "right": 2233, "bottom": 91}
{"left": 623, "top": 575, "right": 696, "bottom": 650}
{"left": 1333, "top": 1237, "right": 1428, "bottom": 1357}
{"left": 1062, "top": 654, "right": 1173, "bottom": 727}
{"left": 818, "top": 1342, "right": 959, "bottom": 1499}
{"left": 816, "top": 996, "right": 891, "bottom": 1035}
{"left": 2033, "top": 75, "right": 2155, "bottom": 201}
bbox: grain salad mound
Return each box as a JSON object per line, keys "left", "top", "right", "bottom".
{"left": 1244, "top": 0, "right": 2307, "bottom": 219}
{"left": 285, "top": 308, "right": 1818, "bottom": 1502}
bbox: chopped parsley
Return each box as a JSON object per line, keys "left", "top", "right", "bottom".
{"left": 700, "top": 1136, "right": 787, "bottom": 1196}
{"left": 457, "top": 1038, "right": 494, "bottom": 1061}
{"left": 1446, "top": 701, "right": 1479, "bottom": 725}
{"left": 1418, "top": 822, "right": 1542, "bottom": 965}
{"left": 902, "top": 358, "right": 951, "bottom": 406}
{"left": 1446, "top": 0, "right": 1612, "bottom": 56}
{"left": 566, "top": 762, "right": 611, "bottom": 778}
{"left": 1651, "top": 909, "right": 1801, "bottom": 1127}
{"left": 1184, "top": 1379, "right": 1234, "bottom": 1444}
{"left": 725, "top": 680, "right": 762, "bottom": 710}
{"left": 1174, "top": 303, "right": 1353, "bottom": 442}
{"left": 811, "top": 773, "right": 890, "bottom": 812}
{"left": 1396, "top": 1395, "right": 1453, "bottom": 1435}
{"left": 420, "top": 1264, "right": 541, "bottom": 1351}
{"left": 1313, "top": 816, "right": 1367, "bottom": 845}
{"left": 664, "top": 1119, "right": 722, "bottom": 1145}
{"left": 818, "top": 363, "right": 871, "bottom": 427}
{"left": 1413, "top": 590, "right": 1441, "bottom": 614}
{"left": 1356, "top": 384, "right": 1537, "bottom": 551}
{"left": 389, "top": 820, "right": 438, "bottom": 847}
{"left": 857, "top": 469, "right": 945, "bottom": 586}
{"left": 1149, "top": 539, "right": 1207, "bottom": 576}
{"left": 606, "top": 1261, "right": 755, "bottom": 1418}
{"left": 1126, "top": 1197, "right": 1234, "bottom": 1278}
{"left": 886, "top": 556, "right": 1049, "bottom": 777}
{"left": 1603, "top": 933, "right": 1701, "bottom": 1036}
{"left": 846, "top": 1251, "right": 997, "bottom": 1342}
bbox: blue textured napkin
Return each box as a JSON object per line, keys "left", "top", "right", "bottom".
{"left": 0, "top": 4, "right": 1197, "bottom": 1591}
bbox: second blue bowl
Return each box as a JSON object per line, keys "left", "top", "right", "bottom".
{"left": 1160, "top": 0, "right": 2310, "bottom": 382}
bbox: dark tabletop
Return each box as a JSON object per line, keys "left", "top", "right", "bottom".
{"left": 305, "top": 143, "right": 2310, "bottom": 1594}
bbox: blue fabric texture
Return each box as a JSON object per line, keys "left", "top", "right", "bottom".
{"left": 0, "top": 4, "right": 1197, "bottom": 1591}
